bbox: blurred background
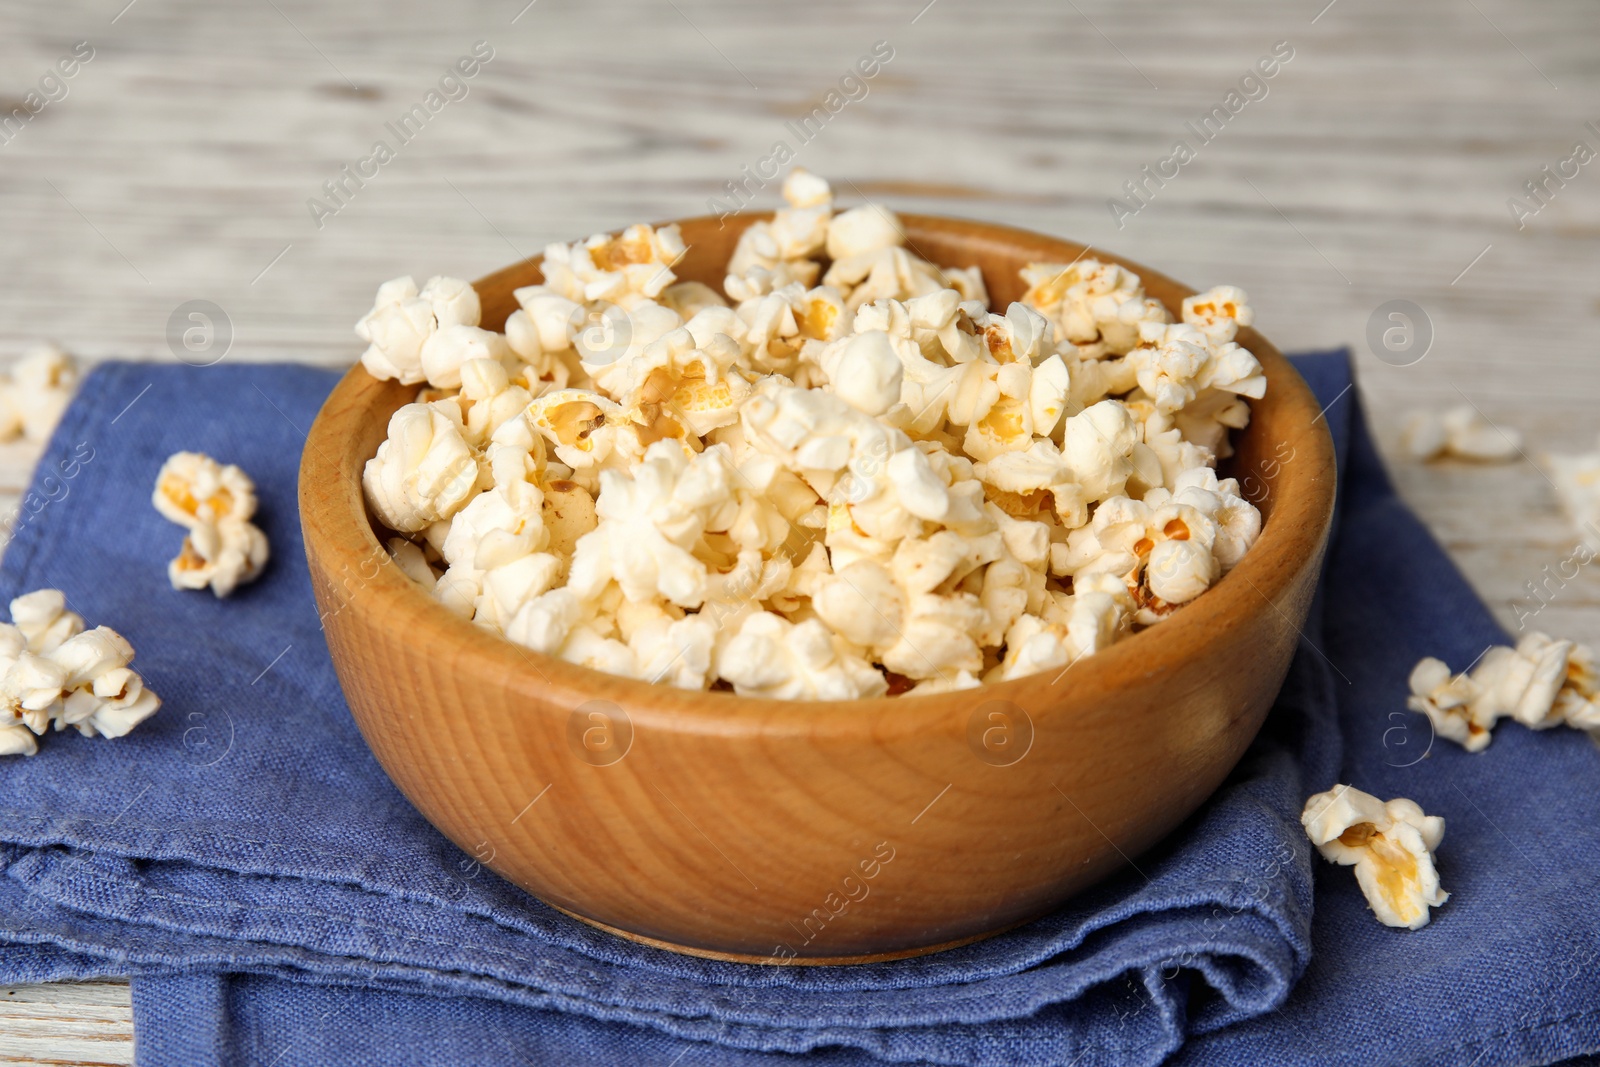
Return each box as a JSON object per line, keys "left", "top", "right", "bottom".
{"left": 0, "top": 0, "right": 1597, "bottom": 1056}
{"left": 0, "top": 0, "right": 1595, "bottom": 629}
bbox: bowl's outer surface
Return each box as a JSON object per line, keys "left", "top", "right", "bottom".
{"left": 300, "top": 213, "right": 1337, "bottom": 964}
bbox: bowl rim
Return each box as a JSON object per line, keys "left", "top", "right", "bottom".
{"left": 300, "top": 211, "right": 1337, "bottom": 735}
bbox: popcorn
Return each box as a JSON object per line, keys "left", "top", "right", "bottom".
{"left": 725, "top": 262, "right": 818, "bottom": 305}
{"left": 1172, "top": 386, "right": 1254, "bottom": 460}
{"left": 438, "top": 467, "right": 545, "bottom": 570}
{"left": 1400, "top": 406, "right": 1521, "bottom": 463}
{"left": 153, "top": 452, "right": 270, "bottom": 597}
{"left": 1060, "top": 400, "right": 1161, "bottom": 514}
{"left": 1301, "top": 785, "right": 1448, "bottom": 929}
{"left": 523, "top": 388, "right": 632, "bottom": 473}
{"left": 1545, "top": 434, "right": 1600, "bottom": 544}
{"left": 49, "top": 627, "right": 162, "bottom": 738}
{"left": 730, "top": 289, "right": 803, "bottom": 376}
{"left": 459, "top": 359, "right": 534, "bottom": 447}
{"left": 897, "top": 289, "right": 983, "bottom": 365}
{"left": 504, "top": 587, "right": 585, "bottom": 655}
{"left": 794, "top": 285, "right": 855, "bottom": 345}
{"left": 1138, "top": 408, "right": 1214, "bottom": 489}
{"left": 1157, "top": 466, "right": 1261, "bottom": 571}
{"left": 364, "top": 402, "right": 484, "bottom": 533}
{"left": 168, "top": 517, "right": 271, "bottom": 598}
{"left": 826, "top": 246, "right": 950, "bottom": 310}
{"left": 808, "top": 534, "right": 997, "bottom": 682}
{"left": 507, "top": 286, "right": 581, "bottom": 353}
{"left": 812, "top": 559, "right": 904, "bottom": 653}
{"left": 615, "top": 325, "right": 754, "bottom": 438}
{"left": 0, "top": 591, "right": 160, "bottom": 754}
{"left": 9, "top": 589, "right": 84, "bottom": 653}
{"left": 993, "top": 591, "right": 1125, "bottom": 682}
{"left": 1554, "top": 642, "right": 1600, "bottom": 730}
{"left": 1085, "top": 497, "right": 1221, "bottom": 622}
{"left": 961, "top": 358, "right": 1071, "bottom": 463}
{"left": 739, "top": 378, "right": 965, "bottom": 546}
{"left": 816, "top": 209, "right": 971, "bottom": 312}
{"left": 715, "top": 612, "right": 888, "bottom": 700}
{"left": 727, "top": 169, "right": 833, "bottom": 288}
{"left": 419, "top": 325, "right": 513, "bottom": 390}
{"left": 566, "top": 441, "right": 735, "bottom": 608}
{"left": 626, "top": 611, "right": 717, "bottom": 689}
{"left": 576, "top": 302, "right": 687, "bottom": 398}
{"left": 153, "top": 451, "right": 257, "bottom": 529}
{"left": 1020, "top": 258, "right": 1169, "bottom": 354}
{"left": 541, "top": 224, "right": 686, "bottom": 307}
{"left": 880, "top": 591, "right": 988, "bottom": 680}
{"left": 1471, "top": 634, "right": 1571, "bottom": 731}
{"left": 540, "top": 478, "right": 598, "bottom": 564}
{"left": 386, "top": 537, "right": 436, "bottom": 586}
{"left": 1129, "top": 322, "right": 1266, "bottom": 416}
{"left": 976, "top": 555, "right": 1041, "bottom": 646}
{"left": 994, "top": 615, "right": 1071, "bottom": 680}
{"left": 474, "top": 552, "right": 563, "bottom": 632}
{"left": 660, "top": 281, "right": 728, "bottom": 320}
{"left": 825, "top": 204, "right": 905, "bottom": 261}
{"left": 1146, "top": 538, "right": 1217, "bottom": 604}
{"left": 363, "top": 170, "right": 1269, "bottom": 695}
{"left": 975, "top": 440, "right": 1084, "bottom": 526}
{"left": 3, "top": 650, "right": 67, "bottom": 733}
{"left": 0, "top": 343, "right": 80, "bottom": 443}
{"left": 825, "top": 331, "right": 903, "bottom": 416}
{"left": 357, "top": 276, "right": 481, "bottom": 386}
{"left": 559, "top": 625, "right": 639, "bottom": 677}
{"left": 1406, "top": 631, "right": 1600, "bottom": 750}
{"left": 0, "top": 724, "right": 36, "bottom": 757}
{"left": 1181, "top": 286, "right": 1254, "bottom": 344}
{"left": 1128, "top": 328, "right": 1208, "bottom": 414}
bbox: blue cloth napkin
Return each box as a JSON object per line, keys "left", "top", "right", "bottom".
{"left": 1, "top": 354, "right": 1597, "bottom": 1067}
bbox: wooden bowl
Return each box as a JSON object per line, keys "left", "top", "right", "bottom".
{"left": 300, "top": 213, "right": 1336, "bottom": 964}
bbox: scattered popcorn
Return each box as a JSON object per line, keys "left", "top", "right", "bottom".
{"left": 1543, "top": 434, "right": 1600, "bottom": 547}
{"left": 1406, "top": 657, "right": 1494, "bottom": 752}
{"left": 0, "top": 589, "right": 161, "bottom": 755}
{"left": 9, "top": 589, "right": 84, "bottom": 654}
{"left": 152, "top": 452, "right": 270, "bottom": 597}
{"left": 0, "top": 343, "right": 81, "bottom": 443}
{"left": 0, "top": 722, "right": 36, "bottom": 757}
{"left": 1399, "top": 405, "right": 1521, "bottom": 463}
{"left": 359, "top": 171, "right": 1269, "bottom": 696}
{"left": 153, "top": 451, "right": 257, "bottom": 528}
{"left": 1302, "top": 785, "right": 1448, "bottom": 930}
{"left": 1406, "top": 630, "right": 1600, "bottom": 750}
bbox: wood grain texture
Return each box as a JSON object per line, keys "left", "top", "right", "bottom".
{"left": 301, "top": 214, "right": 1337, "bottom": 961}
{"left": 1, "top": 0, "right": 1596, "bottom": 1049}
{"left": 0, "top": 985, "right": 132, "bottom": 1066}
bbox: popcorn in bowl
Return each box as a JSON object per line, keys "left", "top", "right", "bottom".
{"left": 355, "top": 170, "right": 1270, "bottom": 697}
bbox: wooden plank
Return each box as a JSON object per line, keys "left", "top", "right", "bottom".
{"left": 0, "top": 984, "right": 132, "bottom": 1066}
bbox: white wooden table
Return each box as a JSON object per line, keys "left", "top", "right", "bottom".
{"left": 2, "top": 0, "right": 1597, "bottom": 1060}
